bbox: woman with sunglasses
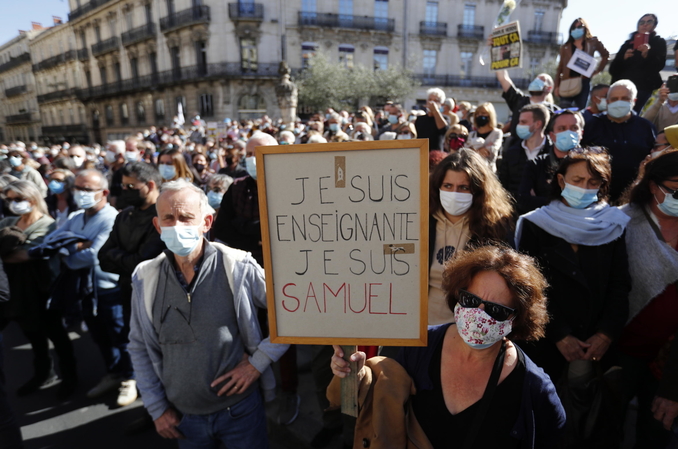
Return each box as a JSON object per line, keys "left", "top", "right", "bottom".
{"left": 616, "top": 149, "right": 678, "bottom": 446}
{"left": 609, "top": 14, "right": 667, "bottom": 113}
{"left": 442, "top": 124, "right": 469, "bottom": 152}
{"left": 427, "top": 149, "right": 513, "bottom": 325}
{"left": 330, "top": 245, "right": 565, "bottom": 448}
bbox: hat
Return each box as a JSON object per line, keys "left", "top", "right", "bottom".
{"left": 665, "top": 124, "right": 678, "bottom": 149}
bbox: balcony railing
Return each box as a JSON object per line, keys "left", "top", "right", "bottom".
{"left": 160, "top": 6, "right": 211, "bottom": 33}
{"left": 77, "top": 48, "right": 89, "bottom": 61}
{"left": 5, "top": 85, "right": 28, "bottom": 98}
{"left": 33, "top": 50, "right": 76, "bottom": 72}
{"left": 6, "top": 112, "right": 33, "bottom": 124}
{"left": 416, "top": 74, "right": 531, "bottom": 90}
{"left": 457, "top": 24, "right": 484, "bottom": 39}
{"left": 42, "top": 124, "right": 88, "bottom": 135}
{"left": 420, "top": 21, "right": 447, "bottom": 36}
{"left": 526, "top": 30, "right": 562, "bottom": 46}
{"left": 298, "top": 12, "right": 394, "bottom": 32}
{"left": 68, "top": 0, "right": 115, "bottom": 21}
{"left": 76, "top": 62, "right": 279, "bottom": 101}
{"left": 91, "top": 37, "right": 120, "bottom": 57}
{"left": 122, "top": 23, "right": 157, "bottom": 46}
{"left": 37, "top": 88, "right": 77, "bottom": 104}
{"left": 229, "top": 3, "right": 264, "bottom": 20}
{"left": 0, "top": 52, "right": 31, "bottom": 74}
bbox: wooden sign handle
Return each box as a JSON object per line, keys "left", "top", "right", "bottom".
{"left": 340, "top": 345, "right": 359, "bottom": 417}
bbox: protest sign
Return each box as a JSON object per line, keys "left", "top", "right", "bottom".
{"left": 566, "top": 49, "right": 596, "bottom": 78}
{"left": 490, "top": 21, "right": 522, "bottom": 71}
{"left": 257, "top": 140, "right": 429, "bottom": 346}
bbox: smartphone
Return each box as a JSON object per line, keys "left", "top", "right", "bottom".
{"left": 667, "top": 75, "right": 678, "bottom": 94}
{"left": 633, "top": 32, "right": 649, "bottom": 50}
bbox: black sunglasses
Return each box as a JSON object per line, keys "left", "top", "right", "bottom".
{"left": 457, "top": 289, "right": 516, "bottom": 322}
{"left": 660, "top": 184, "right": 678, "bottom": 200}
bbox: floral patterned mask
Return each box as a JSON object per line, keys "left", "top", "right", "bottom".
{"left": 454, "top": 303, "right": 513, "bottom": 349}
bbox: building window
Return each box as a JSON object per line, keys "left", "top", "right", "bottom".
{"left": 199, "top": 93, "right": 213, "bottom": 117}
{"left": 105, "top": 105, "right": 114, "bottom": 126}
{"left": 108, "top": 18, "right": 116, "bottom": 38}
{"left": 170, "top": 47, "right": 181, "bottom": 79}
{"left": 534, "top": 11, "right": 545, "bottom": 32}
{"left": 155, "top": 99, "right": 165, "bottom": 120}
{"left": 114, "top": 62, "right": 122, "bottom": 83}
{"left": 375, "top": 0, "right": 388, "bottom": 18}
{"left": 460, "top": 51, "right": 473, "bottom": 77}
{"left": 339, "top": 44, "right": 354, "bottom": 68}
{"left": 69, "top": 108, "right": 74, "bottom": 124}
{"left": 302, "top": 0, "right": 316, "bottom": 12}
{"left": 374, "top": 47, "right": 388, "bottom": 71}
{"left": 196, "top": 41, "right": 207, "bottom": 76}
{"left": 85, "top": 70, "right": 92, "bottom": 88}
{"left": 240, "top": 38, "right": 258, "bottom": 71}
{"left": 339, "top": 0, "right": 353, "bottom": 27}
{"left": 137, "top": 101, "right": 146, "bottom": 124}
{"left": 125, "top": 9, "right": 133, "bottom": 31}
{"left": 95, "top": 24, "right": 101, "bottom": 43}
{"left": 425, "top": 1, "right": 437, "bottom": 23}
{"left": 530, "top": 57, "right": 539, "bottom": 76}
{"left": 145, "top": 3, "right": 152, "bottom": 24}
{"left": 176, "top": 96, "right": 186, "bottom": 116}
{"left": 149, "top": 52, "right": 158, "bottom": 78}
{"left": 99, "top": 66, "right": 107, "bottom": 85}
{"left": 301, "top": 42, "right": 317, "bottom": 69}
{"left": 463, "top": 4, "right": 475, "bottom": 26}
{"left": 80, "top": 31, "right": 87, "bottom": 48}
{"left": 130, "top": 57, "right": 139, "bottom": 81}
{"left": 59, "top": 109, "right": 64, "bottom": 125}
{"left": 120, "top": 103, "right": 129, "bottom": 125}
{"left": 238, "top": 94, "right": 266, "bottom": 120}
{"left": 166, "top": 0, "right": 175, "bottom": 15}
{"left": 423, "top": 49, "right": 437, "bottom": 76}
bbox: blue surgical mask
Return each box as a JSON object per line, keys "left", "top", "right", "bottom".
{"left": 656, "top": 186, "right": 678, "bottom": 217}
{"left": 160, "top": 225, "right": 202, "bottom": 257}
{"left": 528, "top": 77, "right": 545, "bottom": 92}
{"left": 207, "top": 190, "right": 224, "bottom": 209}
{"left": 597, "top": 98, "right": 607, "bottom": 111}
{"left": 329, "top": 123, "right": 339, "bottom": 132}
{"left": 668, "top": 93, "right": 678, "bottom": 102}
{"left": 515, "top": 124, "right": 534, "bottom": 140}
{"left": 561, "top": 183, "right": 599, "bottom": 209}
{"left": 570, "top": 27, "right": 585, "bottom": 40}
{"left": 125, "top": 152, "right": 139, "bottom": 162}
{"left": 245, "top": 156, "right": 257, "bottom": 180}
{"left": 159, "top": 164, "right": 176, "bottom": 180}
{"left": 607, "top": 100, "right": 633, "bottom": 119}
{"left": 73, "top": 190, "right": 101, "bottom": 209}
{"left": 388, "top": 115, "right": 398, "bottom": 124}
{"left": 555, "top": 130, "right": 580, "bottom": 152}
{"left": 49, "top": 180, "right": 66, "bottom": 195}
{"left": 9, "top": 156, "right": 22, "bottom": 168}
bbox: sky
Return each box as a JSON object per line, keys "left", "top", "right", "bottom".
{"left": 0, "top": 0, "right": 676, "bottom": 56}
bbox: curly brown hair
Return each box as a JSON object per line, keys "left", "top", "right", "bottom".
{"left": 549, "top": 147, "right": 612, "bottom": 202}
{"left": 442, "top": 245, "right": 549, "bottom": 341}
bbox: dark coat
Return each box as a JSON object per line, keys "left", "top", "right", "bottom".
{"left": 516, "top": 151, "right": 561, "bottom": 215}
{"left": 609, "top": 32, "right": 667, "bottom": 92}
{"left": 499, "top": 140, "right": 552, "bottom": 200}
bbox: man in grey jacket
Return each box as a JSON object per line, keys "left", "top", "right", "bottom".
{"left": 128, "top": 179, "right": 287, "bottom": 448}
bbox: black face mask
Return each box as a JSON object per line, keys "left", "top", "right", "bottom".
{"left": 194, "top": 163, "right": 206, "bottom": 172}
{"left": 121, "top": 188, "right": 145, "bottom": 207}
{"left": 475, "top": 116, "right": 490, "bottom": 127}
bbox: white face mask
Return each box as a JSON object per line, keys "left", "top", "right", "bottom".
{"left": 9, "top": 200, "right": 33, "bottom": 215}
{"left": 105, "top": 151, "right": 118, "bottom": 163}
{"left": 439, "top": 190, "right": 473, "bottom": 217}
{"left": 71, "top": 155, "right": 84, "bottom": 167}
{"left": 245, "top": 156, "right": 257, "bottom": 180}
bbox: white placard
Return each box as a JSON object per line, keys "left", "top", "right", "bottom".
{"left": 566, "top": 49, "right": 596, "bottom": 78}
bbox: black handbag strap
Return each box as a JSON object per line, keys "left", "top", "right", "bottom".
{"left": 460, "top": 340, "right": 507, "bottom": 449}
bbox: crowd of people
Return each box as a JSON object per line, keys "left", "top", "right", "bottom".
{"left": 0, "top": 10, "right": 677, "bottom": 449}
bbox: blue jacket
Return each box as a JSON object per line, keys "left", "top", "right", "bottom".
{"left": 396, "top": 324, "right": 566, "bottom": 449}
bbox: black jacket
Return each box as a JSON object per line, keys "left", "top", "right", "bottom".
{"left": 98, "top": 204, "right": 165, "bottom": 300}
{"left": 609, "top": 32, "right": 667, "bottom": 92}
{"left": 517, "top": 151, "right": 562, "bottom": 215}
{"left": 499, "top": 139, "right": 551, "bottom": 201}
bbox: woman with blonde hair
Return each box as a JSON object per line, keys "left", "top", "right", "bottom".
{"left": 443, "top": 124, "right": 469, "bottom": 152}
{"left": 157, "top": 147, "right": 194, "bottom": 183}
{"left": 427, "top": 149, "right": 514, "bottom": 324}
{"left": 465, "top": 102, "right": 503, "bottom": 172}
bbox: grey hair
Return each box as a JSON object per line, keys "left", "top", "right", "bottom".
{"left": 279, "top": 130, "right": 296, "bottom": 144}
{"left": 107, "top": 140, "right": 125, "bottom": 154}
{"left": 77, "top": 169, "right": 109, "bottom": 190}
{"left": 0, "top": 174, "right": 18, "bottom": 190}
{"left": 3, "top": 180, "right": 48, "bottom": 215}
{"left": 608, "top": 79, "right": 638, "bottom": 101}
{"left": 426, "top": 87, "right": 446, "bottom": 104}
{"left": 159, "top": 178, "right": 214, "bottom": 217}
{"left": 208, "top": 174, "right": 234, "bottom": 191}
{"left": 538, "top": 73, "right": 555, "bottom": 88}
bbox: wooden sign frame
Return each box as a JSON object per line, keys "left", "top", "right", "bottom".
{"left": 256, "top": 139, "right": 429, "bottom": 347}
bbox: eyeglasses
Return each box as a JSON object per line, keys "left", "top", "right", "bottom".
{"left": 457, "top": 289, "right": 516, "bottom": 322}
{"left": 4, "top": 196, "right": 26, "bottom": 203}
{"left": 447, "top": 134, "right": 467, "bottom": 140}
{"left": 554, "top": 107, "right": 581, "bottom": 114}
{"left": 569, "top": 146, "right": 607, "bottom": 155}
{"left": 73, "top": 186, "right": 101, "bottom": 193}
{"left": 659, "top": 184, "right": 678, "bottom": 200}
{"left": 122, "top": 183, "right": 144, "bottom": 190}
{"left": 638, "top": 19, "right": 655, "bottom": 25}
{"left": 653, "top": 143, "right": 670, "bottom": 149}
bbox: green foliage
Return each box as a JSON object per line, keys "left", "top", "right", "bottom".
{"left": 296, "top": 54, "right": 418, "bottom": 112}
{"left": 591, "top": 71, "right": 611, "bottom": 86}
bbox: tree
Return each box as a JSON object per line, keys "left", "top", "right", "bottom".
{"left": 296, "top": 54, "right": 417, "bottom": 112}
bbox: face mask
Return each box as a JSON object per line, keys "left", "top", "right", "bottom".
{"left": 160, "top": 226, "right": 202, "bottom": 257}
{"left": 607, "top": 100, "right": 633, "bottom": 119}
{"left": 570, "top": 27, "right": 585, "bottom": 40}
{"left": 397, "top": 134, "right": 412, "bottom": 140}
{"left": 74, "top": 190, "right": 101, "bottom": 209}
{"left": 668, "top": 93, "right": 678, "bottom": 102}
{"left": 71, "top": 156, "right": 84, "bottom": 167}
{"left": 561, "top": 182, "right": 599, "bottom": 209}
{"left": 31, "top": 145, "right": 37, "bottom": 150}
{"left": 159, "top": 164, "right": 176, "bottom": 180}
{"left": 125, "top": 152, "right": 139, "bottom": 162}
{"left": 555, "top": 130, "right": 580, "bottom": 152}
{"left": 456, "top": 111, "right": 464, "bottom": 119}
{"left": 388, "top": 115, "right": 399, "bottom": 124}
{"left": 329, "top": 123, "right": 339, "bottom": 132}
{"left": 475, "top": 116, "right": 490, "bottom": 127}
{"left": 597, "top": 98, "right": 607, "bottom": 111}
{"left": 121, "top": 188, "right": 146, "bottom": 208}
{"left": 8, "top": 156, "right": 22, "bottom": 168}
{"left": 325, "top": 113, "right": 332, "bottom": 120}
{"left": 454, "top": 304, "right": 513, "bottom": 349}
{"left": 245, "top": 156, "right": 257, "bottom": 180}
{"left": 207, "top": 190, "right": 224, "bottom": 209}
{"left": 105, "top": 151, "right": 118, "bottom": 163}
{"left": 439, "top": 190, "right": 473, "bottom": 217}
{"left": 62, "top": 144, "right": 70, "bottom": 150}
{"left": 528, "top": 77, "right": 545, "bottom": 93}
{"left": 9, "top": 200, "right": 33, "bottom": 215}
{"left": 515, "top": 124, "right": 534, "bottom": 140}
{"left": 448, "top": 137, "right": 466, "bottom": 151}
{"left": 194, "top": 163, "right": 205, "bottom": 172}
{"left": 48, "top": 180, "right": 66, "bottom": 195}
{"left": 656, "top": 187, "right": 678, "bottom": 217}
{"left": 439, "top": 106, "right": 445, "bottom": 113}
